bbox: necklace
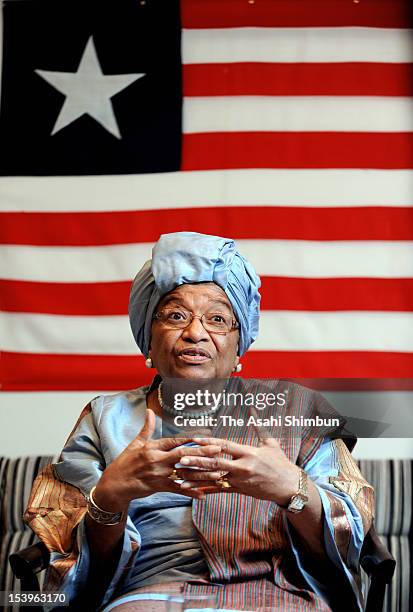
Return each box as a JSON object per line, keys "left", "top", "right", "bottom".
{"left": 158, "top": 382, "right": 223, "bottom": 418}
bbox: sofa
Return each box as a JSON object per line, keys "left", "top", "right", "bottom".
{"left": 0, "top": 456, "right": 410, "bottom": 611}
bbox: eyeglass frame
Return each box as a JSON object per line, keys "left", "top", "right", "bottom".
{"left": 152, "top": 307, "right": 240, "bottom": 335}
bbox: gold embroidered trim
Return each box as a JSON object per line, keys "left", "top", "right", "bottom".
{"left": 24, "top": 464, "right": 88, "bottom": 587}
{"left": 325, "top": 491, "right": 352, "bottom": 563}
{"left": 330, "top": 439, "right": 375, "bottom": 534}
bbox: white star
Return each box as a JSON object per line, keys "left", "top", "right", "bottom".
{"left": 35, "top": 37, "right": 145, "bottom": 139}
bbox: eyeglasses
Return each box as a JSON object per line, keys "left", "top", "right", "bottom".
{"left": 153, "top": 308, "right": 239, "bottom": 334}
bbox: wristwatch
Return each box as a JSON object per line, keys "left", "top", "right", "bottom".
{"left": 86, "top": 486, "right": 124, "bottom": 526}
{"left": 286, "top": 469, "right": 309, "bottom": 513}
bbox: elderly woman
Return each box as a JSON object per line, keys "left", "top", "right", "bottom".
{"left": 25, "top": 232, "right": 374, "bottom": 612}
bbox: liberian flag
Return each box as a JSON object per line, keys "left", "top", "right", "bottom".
{"left": 1, "top": 0, "right": 413, "bottom": 391}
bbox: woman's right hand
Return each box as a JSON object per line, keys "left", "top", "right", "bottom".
{"left": 93, "top": 408, "right": 222, "bottom": 512}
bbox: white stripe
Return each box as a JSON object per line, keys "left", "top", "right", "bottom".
{"left": 1, "top": 170, "right": 412, "bottom": 212}
{"left": 1, "top": 241, "right": 412, "bottom": 282}
{"left": 2, "top": 311, "right": 413, "bottom": 353}
{"left": 238, "top": 240, "right": 413, "bottom": 279}
{"left": 0, "top": 313, "right": 139, "bottom": 354}
{"left": 184, "top": 96, "right": 413, "bottom": 133}
{"left": 182, "top": 27, "right": 413, "bottom": 64}
{"left": 256, "top": 311, "right": 413, "bottom": 351}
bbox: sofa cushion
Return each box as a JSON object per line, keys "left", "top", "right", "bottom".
{"left": 1, "top": 456, "right": 411, "bottom": 612}
{"left": 1, "top": 456, "right": 56, "bottom": 534}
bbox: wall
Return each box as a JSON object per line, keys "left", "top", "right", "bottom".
{"left": 1, "top": 392, "right": 412, "bottom": 459}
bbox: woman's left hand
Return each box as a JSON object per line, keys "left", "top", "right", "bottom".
{"left": 176, "top": 436, "right": 301, "bottom": 506}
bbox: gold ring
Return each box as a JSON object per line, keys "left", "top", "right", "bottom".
{"left": 216, "top": 477, "right": 231, "bottom": 489}
{"left": 168, "top": 468, "right": 181, "bottom": 482}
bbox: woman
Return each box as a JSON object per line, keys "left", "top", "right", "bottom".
{"left": 25, "top": 232, "right": 374, "bottom": 612}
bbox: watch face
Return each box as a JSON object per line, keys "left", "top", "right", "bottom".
{"left": 289, "top": 495, "right": 305, "bottom": 512}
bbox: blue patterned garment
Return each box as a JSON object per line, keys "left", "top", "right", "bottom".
{"left": 25, "top": 383, "right": 374, "bottom": 611}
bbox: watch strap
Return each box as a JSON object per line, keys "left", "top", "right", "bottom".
{"left": 286, "top": 468, "right": 309, "bottom": 513}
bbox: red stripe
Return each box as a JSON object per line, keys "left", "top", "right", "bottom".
{"left": 2, "top": 351, "right": 413, "bottom": 390}
{"left": 182, "top": 133, "right": 413, "bottom": 171}
{"left": 261, "top": 278, "right": 413, "bottom": 312}
{"left": 184, "top": 63, "right": 413, "bottom": 97}
{"left": 0, "top": 353, "right": 152, "bottom": 391}
{"left": 2, "top": 277, "right": 413, "bottom": 314}
{"left": 181, "top": 0, "right": 413, "bottom": 28}
{"left": 244, "top": 351, "right": 413, "bottom": 378}
{"left": 0, "top": 280, "right": 131, "bottom": 315}
{"left": 2, "top": 207, "right": 413, "bottom": 246}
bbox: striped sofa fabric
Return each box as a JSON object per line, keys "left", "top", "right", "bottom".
{"left": 0, "top": 456, "right": 56, "bottom": 612}
{"left": 0, "top": 456, "right": 411, "bottom": 612}
{"left": 357, "top": 459, "right": 412, "bottom": 612}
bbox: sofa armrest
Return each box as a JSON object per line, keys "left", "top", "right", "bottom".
{"left": 9, "top": 542, "right": 50, "bottom": 589}
{"left": 360, "top": 525, "right": 396, "bottom": 583}
{"left": 360, "top": 525, "right": 396, "bottom": 612}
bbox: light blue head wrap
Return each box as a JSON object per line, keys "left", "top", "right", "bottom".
{"left": 129, "top": 232, "right": 261, "bottom": 357}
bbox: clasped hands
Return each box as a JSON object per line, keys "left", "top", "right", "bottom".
{"left": 94, "top": 409, "right": 301, "bottom": 512}
{"left": 177, "top": 435, "right": 301, "bottom": 507}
